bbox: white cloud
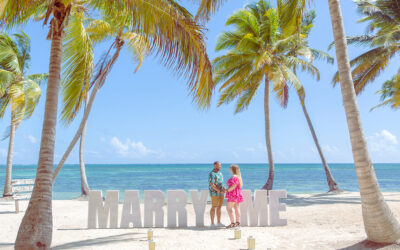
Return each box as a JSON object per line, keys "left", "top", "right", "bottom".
{"left": 322, "top": 145, "right": 340, "bottom": 154}
{"left": 368, "top": 130, "right": 398, "bottom": 153}
{"left": 110, "top": 137, "right": 157, "bottom": 158}
{"left": 27, "top": 135, "right": 37, "bottom": 144}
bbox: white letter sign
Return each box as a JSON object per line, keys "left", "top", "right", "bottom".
{"left": 144, "top": 190, "right": 165, "bottom": 228}
{"left": 240, "top": 190, "right": 268, "bottom": 226}
{"left": 167, "top": 190, "right": 188, "bottom": 228}
{"left": 88, "top": 190, "right": 119, "bottom": 229}
{"left": 269, "top": 190, "right": 287, "bottom": 226}
{"left": 190, "top": 190, "right": 208, "bottom": 227}
{"left": 121, "top": 190, "right": 142, "bottom": 228}
{"left": 87, "top": 189, "right": 288, "bottom": 229}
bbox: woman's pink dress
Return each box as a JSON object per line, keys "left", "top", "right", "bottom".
{"left": 226, "top": 176, "right": 244, "bottom": 203}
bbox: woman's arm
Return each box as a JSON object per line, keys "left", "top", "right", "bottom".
{"left": 227, "top": 184, "right": 237, "bottom": 192}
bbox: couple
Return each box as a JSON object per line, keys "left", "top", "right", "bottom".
{"left": 208, "top": 161, "right": 244, "bottom": 229}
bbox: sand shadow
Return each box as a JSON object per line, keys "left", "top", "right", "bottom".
{"left": 51, "top": 232, "right": 147, "bottom": 249}
{"left": 338, "top": 239, "right": 400, "bottom": 250}
{"left": 0, "top": 211, "right": 17, "bottom": 215}
{"left": 286, "top": 193, "right": 400, "bottom": 207}
{"left": 0, "top": 243, "right": 14, "bottom": 247}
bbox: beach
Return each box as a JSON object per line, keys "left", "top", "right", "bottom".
{"left": 1, "top": 192, "right": 400, "bottom": 249}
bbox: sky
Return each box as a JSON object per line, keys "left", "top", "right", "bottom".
{"left": 0, "top": 1, "right": 399, "bottom": 165}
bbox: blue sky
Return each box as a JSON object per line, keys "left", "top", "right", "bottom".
{"left": 1, "top": 1, "right": 399, "bottom": 165}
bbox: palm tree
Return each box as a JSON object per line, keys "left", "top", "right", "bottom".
{"left": 327, "top": 0, "right": 400, "bottom": 243}
{"left": 0, "top": 32, "right": 46, "bottom": 197}
{"left": 284, "top": 10, "right": 340, "bottom": 192}
{"left": 1, "top": 0, "right": 214, "bottom": 248}
{"left": 200, "top": 0, "right": 400, "bottom": 242}
{"left": 213, "top": 0, "right": 318, "bottom": 190}
{"left": 52, "top": 12, "right": 149, "bottom": 186}
{"left": 332, "top": 0, "right": 400, "bottom": 96}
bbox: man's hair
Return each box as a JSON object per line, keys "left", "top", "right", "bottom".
{"left": 213, "top": 161, "right": 220, "bottom": 166}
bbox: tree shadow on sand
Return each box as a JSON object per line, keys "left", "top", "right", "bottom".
{"left": 51, "top": 232, "right": 147, "bottom": 249}
{"left": 339, "top": 239, "right": 400, "bottom": 250}
{"left": 286, "top": 193, "right": 400, "bottom": 207}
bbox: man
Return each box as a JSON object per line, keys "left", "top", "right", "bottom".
{"left": 209, "top": 161, "right": 225, "bottom": 228}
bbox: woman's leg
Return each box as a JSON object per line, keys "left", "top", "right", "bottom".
{"left": 226, "top": 202, "right": 235, "bottom": 224}
{"left": 234, "top": 203, "right": 240, "bottom": 223}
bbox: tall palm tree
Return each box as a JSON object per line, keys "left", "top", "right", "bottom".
{"left": 332, "top": 0, "right": 400, "bottom": 96}
{"left": 327, "top": 0, "right": 400, "bottom": 243}
{"left": 283, "top": 10, "right": 340, "bottom": 192}
{"left": 213, "top": 0, "right": 318, "bottom": 190}
{"left": 1, "top": 0, "right": 214, "bottom": 248}
{"left": 0, "top": 32, "right": 46, "bottom": 197}
{"left": 52, "top": 12, "right": 149, "bottom": 186}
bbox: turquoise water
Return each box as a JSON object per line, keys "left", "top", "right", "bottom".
{"left": 0, "top": 163, "right": 399, "bottom": 199}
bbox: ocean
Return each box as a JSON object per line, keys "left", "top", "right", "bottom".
{"left": 0, "top": 163, "right": 399, "bottom": 200}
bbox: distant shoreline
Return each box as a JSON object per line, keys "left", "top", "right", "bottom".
{"left": 2, "top": 162, "right": 400, "bottom": 166}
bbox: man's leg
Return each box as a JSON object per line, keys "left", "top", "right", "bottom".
{"left": 210, "top": 206, "right": 216, "bottom": 225}
{"left": 216, "top": 206, "right": 222, "bottom": 223}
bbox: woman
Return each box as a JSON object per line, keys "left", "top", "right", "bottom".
{"left": 225, "top": 164, "right": 244, "bottom": 228}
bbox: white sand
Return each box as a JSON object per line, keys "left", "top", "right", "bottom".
{"left": 1, "top": 192, "right": 400, "bottom": 249}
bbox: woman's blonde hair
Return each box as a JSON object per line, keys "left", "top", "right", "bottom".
{"left": 231, "top": 164, "right": 243, "bottom": 188}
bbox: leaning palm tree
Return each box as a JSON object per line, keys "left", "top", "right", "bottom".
{"left": 0, "top": 32, "right": 46, "bottom": 197}
{"left": 328, "top": 0, "right": 400, "bottom": 243}
{"left": 213, "top": 0, "right": 318, "bottom": 190}
{"left": 51, "top": 11, "right": 150, "bottom": 192}
{"left": 332, "top": 0, "right": 400, "bottom": 96}
{"left": 1, "top": 0, "right": 214, "bottom": 248}
{"left": 282, "top": 10, "right": 340, "bottom": 192}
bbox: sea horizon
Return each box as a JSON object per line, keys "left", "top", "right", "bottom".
{"left": 1, "top": 163, "right": 399, "bottom": 200}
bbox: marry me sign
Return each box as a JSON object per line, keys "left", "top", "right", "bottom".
{"left": 87, "top": 190, "right": 287, "bottom": 229}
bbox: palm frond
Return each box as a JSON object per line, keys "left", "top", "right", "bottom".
{"left": 27, "top": 73, "right": 48, "bottom": 84}
{"left": 61, "top": 11, "right": 94, "bottom": 124}
{"left": 0, "top": 0, "right": 46, "bottom": 28}
{"left": 86, "top": 19, "right": 113, "bottom": 44}
{"left": 195, "top": 0, "right": 226, "bottom": 23}
{"left": 122, "top": 31, "right": 150, "bottom": 73}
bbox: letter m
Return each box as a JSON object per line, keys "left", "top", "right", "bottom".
{"left": 88, "top": 190, "right": 119, "bottom": 229}
{"left": 240, "top": 190, "right": 268, "bottom": 226}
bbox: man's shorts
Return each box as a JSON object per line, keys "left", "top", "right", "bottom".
{"left": 211, "top": 195, "right": 224, "bottom": 207}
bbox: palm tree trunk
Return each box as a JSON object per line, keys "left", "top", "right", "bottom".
{"left": 262, "top": 76, "right": 274, "bottom": 190}
{"left": 3, "top": 111, "right": 16, "bottom": 197}
{"left": 79, "top": 94, "right": 90, "bottom": 196}
{"left": 52, "top": 40, "right": 124, "bottom": 183}
{"left": 299, "top": 97, "right": 339, "bottom": 192}
{"left": 15, "top": 11, "right": 66, "bottom": 247}
{"left": 328, "top": 0, "right": 400, "bottom": 243}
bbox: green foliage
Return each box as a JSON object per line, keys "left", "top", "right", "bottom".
{"left": 373, "top": 72, "right": 400, "bottom": 110}
{"left": 1, "top": 0, "right": 215, "bottom": 114}
{"left": 213, "top": 0, "right": 325, "bottom": 113}
{"left": 332, "top": 0, "right": 400, "bottom": 99}
{"left": 61, "top": 10, "right": 94, "bottom": 124}
{"left": 0, "top": 31, "right": 46, "bottom": 134}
